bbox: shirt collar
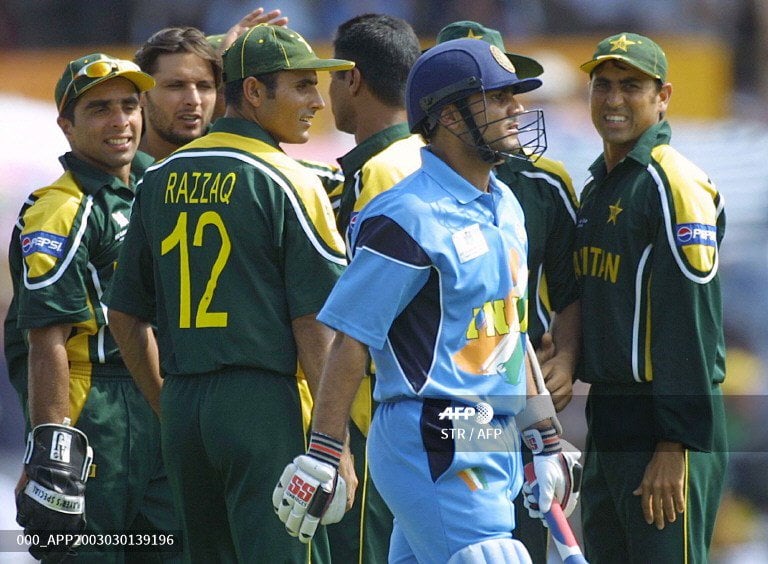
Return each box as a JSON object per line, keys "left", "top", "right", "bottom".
{"left": 58, "top": 152, "right": 139, "bottom": 195}
{"left": 421, "top": 147, "right": 495, "bottom": 204}
{"left": 588, "top": 120, "right": 672, "bottom": 178}
{"left": 210, "top": 116, "right": 281, "bottom": 149}
{"left": 337, "top": 123, "right": 412, "bottom": 176}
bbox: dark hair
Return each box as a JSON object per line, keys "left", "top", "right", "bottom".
{"left": 134, "top": 26, "right": 222, "bottom": 87}
{"left": 333, "top": 13, "right": 421, "bottom": 107}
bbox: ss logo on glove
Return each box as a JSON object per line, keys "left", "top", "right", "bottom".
{"left": 287, "top": 475, "right": 317, "bottom": 504}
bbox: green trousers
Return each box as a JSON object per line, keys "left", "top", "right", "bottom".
{"left": 160, "top": 369, "right": 330, "bottom": 563}
{"left": 581, "top": 385, "right": 727, "bottom": 563}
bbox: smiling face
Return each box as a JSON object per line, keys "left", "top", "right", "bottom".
{"left": 141, "top": 51, "right": 217, "bottom": 149}
{"left": 58, "top": 77, "right": 142, "bottom": 183}
{"left": 589, "top": 60, "right": 671, "bottom": 165}
{"left": 254, "top": 69, "right": 325, "bottom": 144}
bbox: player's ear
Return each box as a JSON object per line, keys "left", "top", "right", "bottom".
{"left": 437, "top": 103, "right": 459, "bottom": 130}
{"left": 57, "top": 115, "right": 74, "bottom": 138}
{"left": 243, "top": 76, "right": 263, "bottom": 108}
{"left": 348, "top": 67, "right": 363, "bottom": 96}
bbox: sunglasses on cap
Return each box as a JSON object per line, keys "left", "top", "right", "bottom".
{"left": 58, "top": 58, "right": 144, "bottom": 112}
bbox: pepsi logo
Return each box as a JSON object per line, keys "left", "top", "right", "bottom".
{"left": 21, "top": 236, "right": 33, "bottom": 254}
{"left": 676, "top": 226, "right": 692, "bottom": 243}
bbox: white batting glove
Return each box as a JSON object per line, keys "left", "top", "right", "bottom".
{"left": 523, "top": 439, "right": 582, "bottom": 520}
{"left": 272, "top": 432, "right": 347, "bottom": 543}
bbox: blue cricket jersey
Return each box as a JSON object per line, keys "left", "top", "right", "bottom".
{"left": 318, "top": 148, "right": 529, "bottom": 415}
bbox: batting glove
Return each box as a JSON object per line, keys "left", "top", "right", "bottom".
{"left": 16, "top": 422, "right": 93, "bottom": 561}
{"left": 272, "top": 432, "right": 347, "bottom": 543}
{"left": 523, "top": 439, "right": 582, "bottom": 521}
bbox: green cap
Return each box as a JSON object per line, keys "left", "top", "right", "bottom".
{"left": 55, "top": 53, "right": 155, "bottom": 113}
{"left": 206, "top": 33, "right": 226, "bottom": 50}
{"left": 580, "top": 32, "right": 667, "bottom": 81}
{"left": 435, "top": 21, "right": 543, "bottom": 79}
{"left": 223, "top": 24, "right": 354, "bottom": 82}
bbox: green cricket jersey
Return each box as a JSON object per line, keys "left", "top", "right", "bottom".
{"left": 575, "top": 120, "right": 725, "bottom": 451}
{"left": 336, "top": 123, "right": 424, "bottom": 253}
{"left": 106, "top": 117, "right": 345, "bottom": 377}
{"left": 495, "top": 155, "right": 579, "bottom": 347}
{"left": 4, "top": 151, "right": 152, "bottom": 421}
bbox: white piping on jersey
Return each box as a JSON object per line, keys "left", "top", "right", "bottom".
{"left": 632, "top": 244, "right": 653, "bottom": 383}
{"left": 23, "top": 196, "right": 94, "bottom": 291}
{"left": 357, "top": 245, "right": 433, "bottom": 271}
{"left": 344, "top": 170, "right": 364, "bottom": 260}
{"left": 142, "top": 150, "right": 347, "bottom": 266}
{"left": 87, "top": 261, "right": 108, "bottom": 363}
{"left": 648, "top": 164, "right": 720, "bottom": 284}
{"left": 534, "top": 263, "right": 550, "bottom": 334}
{"left": 520, "top": 170, "right": 578, "bottom": 224}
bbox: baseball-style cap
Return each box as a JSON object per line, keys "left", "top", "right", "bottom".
{"left": 223, "top": 24, "right": 354, "bottom": 82}
{"left": 55, "top": 53, "right": 155, "bottom": 113}
{"left": 580, "top": 32, "right": 667, "bottom": 81}
{"left": 436, "top": 21, "right": 543, "bottom": 79}
{"left": 407, "top": 38, "right": 542, "bottom": 132}
{"left": 206, "top": 34, "right": 226, "bottom": 51}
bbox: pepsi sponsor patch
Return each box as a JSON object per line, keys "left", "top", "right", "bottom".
{"left": 21, "top": 231, "right": 68, "bottom": 258}
{"left": 675, "top": 223, "right": 716, "bottom": 247}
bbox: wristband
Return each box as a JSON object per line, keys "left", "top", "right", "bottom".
{"left": 307, "top": 432, "right": 343, "bottom": 468}
{"left": 515, "top": 394, "right": 562, "bottom": 436}
{"left": 522, "top": 427, "right": 562, "bottom": 455}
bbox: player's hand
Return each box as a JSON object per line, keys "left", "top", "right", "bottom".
{"left": 338, "top": 446, "right": 357, "bottom": 511}
{"left": 524, "top": 440, "right": 582, "bottom": 519}
{"left": 633, "top": 441, "right": 685, "bottom": 529}
{"left": 535, "top": 332, "right": 556, "bottom": 365}
{"left": 539, "top": 353, "right": 574, "bottom": 412}
{"left": 219, "top": 7, "right": 289, "bottom": 53}
{"left": 272, "top": 455, "right": 346, "bottom": 542}
{"left": 16, "top": 422, "right": 93, "bottom": 561}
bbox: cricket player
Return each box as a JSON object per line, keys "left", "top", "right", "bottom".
{"left": 105, "top": 25, "right": 354, "bottom": 562}
{"left": 4, "top": 53, "right": 179, "bottom": 562}
{"left": 434, "top": 21, "right": 582, "bottom": 563}
{"left": 323, "top": 14, "right": 423, "bottom": 563}
{"left": 576, "top": 32, "right": 728, "bottom": 563}
{"left": 274, "top": 38, "right": 580, "bottom": 564}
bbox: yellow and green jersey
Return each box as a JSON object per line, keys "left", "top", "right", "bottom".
{"left": 106, "top": 117, "right": 345, "bottom": 377}
{"left": 575, "top": 120, "right": 725, "bottom": 451}
{"left": 495, "top": 154, "right": 579, "bottom": 347}
{"left": 336, "top": 123, "right": 424, "bottom": 256}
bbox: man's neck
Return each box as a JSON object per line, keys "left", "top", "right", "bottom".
{"left": 353, "top": 106, "right": 408, "bottom": 145}
{"left": 139, "top": 130, "right": 179, "bottom": 161}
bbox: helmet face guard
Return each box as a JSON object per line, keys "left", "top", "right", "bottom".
{"left": 407, "top": 39, "right": 547, "bottom": 163}
{"left": 448, "top": 94, "right": 547, "bottom": 163}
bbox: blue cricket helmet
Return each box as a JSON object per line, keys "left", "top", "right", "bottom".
{"left": 406, "top": 38, "right": 542, "bottom": 133}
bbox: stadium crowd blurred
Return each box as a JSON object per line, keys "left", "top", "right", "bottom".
{"left": 1, "top": 1, "right": 767, "bottom": 562}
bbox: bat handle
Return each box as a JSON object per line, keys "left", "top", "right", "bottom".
{"left": 523, "top": 463, "right": 588, "bottom": 564}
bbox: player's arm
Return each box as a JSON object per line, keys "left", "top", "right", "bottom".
{"left": 20, "top": 324, "right": 92, "bottom": 560}
{"left": 519, "top": 341, "right": 582, "bottom": 518}
{"left": 109, "top": 310, "right": 163, "bottom": 416}
{"left": 540, "top": 299, "right": 581, "bottom": 412}
{"left": 27, "top": 324, "right": 72, "bottom": 426}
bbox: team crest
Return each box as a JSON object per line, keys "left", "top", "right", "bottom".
{"left": 490, "top": 45, "right": 516, "bottom": 74}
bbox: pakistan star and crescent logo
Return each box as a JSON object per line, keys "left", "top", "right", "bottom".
{"left": 609, "top": 34, "right": 638, "bottom": 52}
{"left": 607, "top": 198, "right": 623, "bottom": 224}
{"left": 465, "top": 29, "right": 483, "bottom": 40}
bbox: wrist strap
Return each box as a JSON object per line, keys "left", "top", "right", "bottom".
{"left": 308, "top": 432, "right": 343, "bottom": 469}
{"left": 522, "top": 427, "right": 562, "bottom": 455}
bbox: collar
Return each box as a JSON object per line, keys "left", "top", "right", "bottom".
{"left": 337, "top": 123, "right": 412, "bottom": 176}
{"left": 421, "top": 147, "right": 496, "bottom": 205}
{"left": 209, "top": 117, "right": 281, "bottom": 149}
{"left": 58, "top": 152, "right": 139, "bottom": 195}
{"left": 589, "top": 120, "right": 671, "bottom": 178}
